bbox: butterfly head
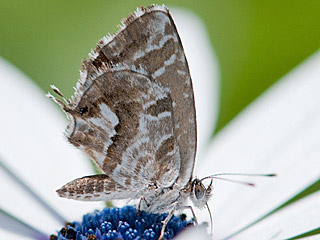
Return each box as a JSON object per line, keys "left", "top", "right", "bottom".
{"left": 190, "top": 178, "right": 213, "bottom": 209}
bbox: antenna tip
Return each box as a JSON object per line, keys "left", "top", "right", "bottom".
{"left": 267, "top": 173, "right": 277, "bottom": 177}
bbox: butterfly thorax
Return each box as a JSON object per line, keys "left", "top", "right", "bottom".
{"left": 139, "top": 180, "right": 192, "bottom": 213}
{"left": 140, "top": 177, "right": 212, "bottom": 213}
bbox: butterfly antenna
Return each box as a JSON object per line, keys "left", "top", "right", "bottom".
{"left": 209, "top": 176, "right": 256, "bottom": 187}
{"left": 200, "top": 173, "right": 276, "bottom": 187}
{"left": 206, "top": 202, "right": 213, "bottom": 236}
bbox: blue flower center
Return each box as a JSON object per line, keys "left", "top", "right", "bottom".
{"left": 50, "top": 206, "right": 194, "bottom": 240}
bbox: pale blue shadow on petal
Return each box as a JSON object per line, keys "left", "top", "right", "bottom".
{"left": 0, "top": 208, "right": 47, "bottom": 240}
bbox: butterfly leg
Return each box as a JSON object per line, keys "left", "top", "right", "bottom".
{"left": 137, "top": 196, "right": 150, "bottom": 215}
{"left": 177, "top": 205, "right": 198, "bottom": 225}
{"left": 179, "top": 204, "right": 213, "bottom": 236}
{"left": 159, "top": 207, "right": 175, "bottom": 240}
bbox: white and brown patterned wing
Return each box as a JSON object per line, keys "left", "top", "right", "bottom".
{"left": 90, "top": 5, "right": 197, "bottom": 187}
{"left": 54, "top": 63, "right": 181, "bottom": 192}
{"left": 49, "top": 5, "right": 196, "bottom": 200}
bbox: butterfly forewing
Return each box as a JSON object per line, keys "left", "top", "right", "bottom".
{"left": 54, "top": 5, "right": 196, "bottom": 203}
{"left": 94, "top": 7, "right": 197, "bottom": 187}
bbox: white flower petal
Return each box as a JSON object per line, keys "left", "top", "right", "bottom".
{"left": 0, "top": 231, "right": 31, "bottom": 240}
{"left": 175, "top": 225, "right": 211, "bottom": 240}
{"left": 0, "top": 160, "right": 60, "bottom": 237}
{"left": 0, "top": 57, "right": 104, "bottom": 235}
{"left": 0, "top": 208, "right": 47, "bottom": 240}
{"left": 196, "top": 50, "right": 320, "bottom": 238}
{"left": 171, "top": 7, "right": 219, "bottom": 160}
{"left": 236, "top": 191, "right": 320, "bottom": 239}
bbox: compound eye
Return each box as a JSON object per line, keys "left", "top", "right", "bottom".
{"left": 194, "top": 183, "right": 205, "bottom": 199}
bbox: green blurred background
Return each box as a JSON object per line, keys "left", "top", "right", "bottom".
{"left": 1, "top": 0, "right": 320, "bottom": 132}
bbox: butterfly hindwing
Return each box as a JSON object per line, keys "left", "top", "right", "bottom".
{"left": 66, "top": 66, "right": 181, "bottom": 190}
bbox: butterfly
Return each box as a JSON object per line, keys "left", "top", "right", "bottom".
{"left": 47, "top": 4, "right": 239, "bottom": 239}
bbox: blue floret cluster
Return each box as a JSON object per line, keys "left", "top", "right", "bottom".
{"left": 50, "top": 206, "right": 194, "bottom": 240}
